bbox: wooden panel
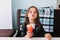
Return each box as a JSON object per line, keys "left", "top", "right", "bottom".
{"left": 17, "top": 9, "right": 21, "bottom": 30}
{"left": 0, "top": 29, "right": 15, "bottom": 37}
{"left": 54, "top": 9, "right": 60, "bottom": 37}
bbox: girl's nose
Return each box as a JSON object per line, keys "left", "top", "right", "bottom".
{"left": 32, "top": 14, "right": 34, "bottom": 17}
{"left": 32, "top": 12, "right": 34, "bottom": 14}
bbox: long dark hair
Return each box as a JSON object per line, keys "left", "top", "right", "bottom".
{"left": 24, "top": 6, "right": 41, "bottom": 27}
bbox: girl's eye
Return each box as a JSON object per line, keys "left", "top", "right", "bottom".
{"left": 29, "top": 11, "right": 32, "bottom": 13}
{"left": 34, "top": 12, "right": 37, "bottom": 13}
{"left": 29, "top": 11, "right": 37, "bottom": 13}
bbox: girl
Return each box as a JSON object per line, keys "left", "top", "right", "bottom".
{"left": 20, "top": 6, "right": 51, "bottom": 40}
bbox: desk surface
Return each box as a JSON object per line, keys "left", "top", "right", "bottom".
{"left": 0, "top": 37, "right": 60, "bottom": 40}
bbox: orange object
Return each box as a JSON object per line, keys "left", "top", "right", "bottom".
{"left": 27, "top": 25, "right": 33, "bottom": 32}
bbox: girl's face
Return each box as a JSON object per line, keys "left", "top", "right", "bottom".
{"left": 28, "top": 8, "right": 37, "bottom": 20}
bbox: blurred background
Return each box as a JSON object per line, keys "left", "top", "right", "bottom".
{"left": 12, "top": 0, "right": 57, "bottom": 29}
{"left": 0, "top": 0, "right": 60, "bottom": 37}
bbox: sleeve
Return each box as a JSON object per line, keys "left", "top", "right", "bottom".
{"left": 20, "top": 24, "right": 27, "bottom": 37}
{"left": 39, "top": 25, "right": 46, "bottom": 37}
{"left": 39, "top": 25, "right": 52, "bottom": 37}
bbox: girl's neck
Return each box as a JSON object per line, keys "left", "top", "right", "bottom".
{"left": 29, "top": 19, "right": 35, "bottom": 24}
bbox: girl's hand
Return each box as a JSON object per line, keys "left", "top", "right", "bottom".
{"left": 25, "top": 31, "right": 33, "bottom": 38}
{"left": 25, "top": 24, "right": 33, "bottom": 38}
{"left": 44, "top": 33, "right": 52, "bottom": 40}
